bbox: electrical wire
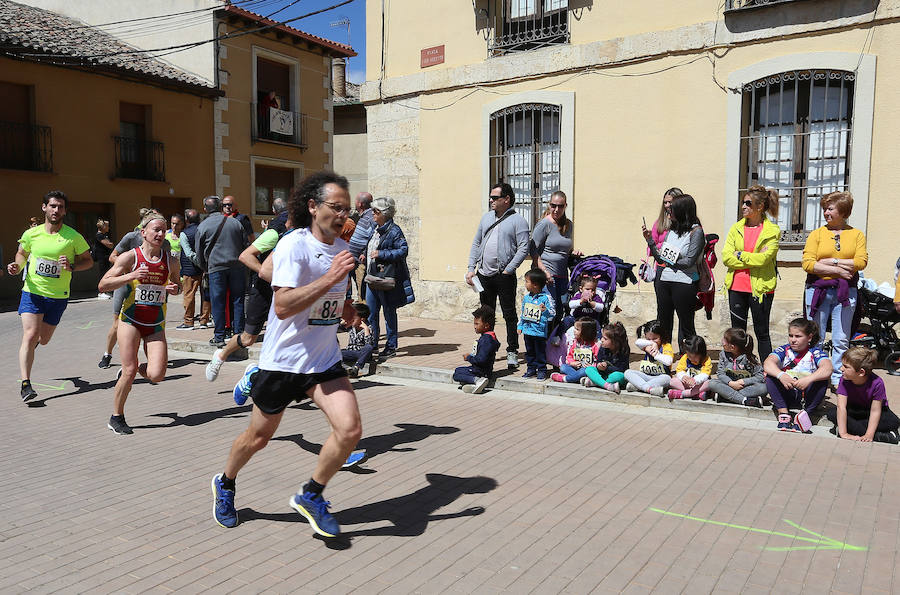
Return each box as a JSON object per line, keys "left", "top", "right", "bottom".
{"left": 10, "top": 0, "right": 357, "bottom": 62}
{"left": 8, "top": 0, "right": 270, "bottom": 36}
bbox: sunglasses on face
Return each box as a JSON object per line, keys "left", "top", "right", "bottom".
{"left": 742, "top": 200, "right": 753, "bottom": 207}
{"left": 488, "top": 195, "right": 504, "bottom": 201}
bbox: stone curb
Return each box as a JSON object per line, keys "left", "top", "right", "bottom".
{"left": 168, "top": 338, "right": 832, "bottom": 427}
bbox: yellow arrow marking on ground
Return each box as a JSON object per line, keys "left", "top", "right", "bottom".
{"left": 650, "top": 508, "right": 867, "bottom": 552}
{"left": 32, "top": 381, "right": 70, "bottom": 391}
{"left": 76, "top": 321, "right": 97, "bottom": 329}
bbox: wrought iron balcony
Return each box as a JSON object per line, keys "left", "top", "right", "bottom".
{"left": 726, "top": 0, "right": 805, "bottom": 10}
{"left": 488, "top": 0, "right": 570, "bottom": 56}
{"left": 113, "top": 136, "right": 165, "bottom": 181}
{"left": 251, "top": 103, "right": 308, "bottom": 149}
{"left": 0, "top": 121, "right": 53, "bottom": 172}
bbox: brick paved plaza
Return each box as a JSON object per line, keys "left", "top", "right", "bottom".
{"left": 2, "top": 298, "right": 899, "bottom": 593}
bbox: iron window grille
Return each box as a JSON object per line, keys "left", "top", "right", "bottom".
{"left": 489, "top": 103, "right": 561, "bottom": 228}
{"left": 0, "top": 121, "right": 52, "bottom": 172}
{"left": 738, "top": 69, "right": 854, "bottom": 245}
{"left": 488, "top": 0, "right": 569, "bottom": 56}
{"left": 113, "top": 136, "right": 165, "bottom": 181}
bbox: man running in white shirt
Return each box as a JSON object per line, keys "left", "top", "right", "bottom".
{"left": 211, "top": 171, "right": 360, "bottom": 537}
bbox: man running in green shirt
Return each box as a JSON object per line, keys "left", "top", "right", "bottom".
{"left": 7, "top": 191, "right": 92, "bottom": 402}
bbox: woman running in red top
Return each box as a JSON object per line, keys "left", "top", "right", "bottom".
{"left": 99, "top": 213, "right": 181, "bottom": 434}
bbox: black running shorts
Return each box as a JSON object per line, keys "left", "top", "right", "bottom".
{"left": 250, "top": 362, "right": 348, "bottom": 414}
{"left": 244, "top": 280, "right": 273, "bottom": 336}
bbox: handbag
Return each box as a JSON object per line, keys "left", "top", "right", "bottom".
{"left": 639, "top": 259, "right": 656, "bottom": 283}
{"left": 365, "top": 261, "right": 396, "bottom": 291}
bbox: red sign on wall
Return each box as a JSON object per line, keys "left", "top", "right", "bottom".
{"left": 420, "top": 45, "right": 445, "bottom": 68}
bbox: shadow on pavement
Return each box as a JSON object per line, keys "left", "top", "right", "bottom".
{"left": 272, "top": 423, "right": 461, "bottom": 469}
{"left": 334, "top": 473, "right": 497, "bottom": 539}
{"left": 237, "top": 473, "right": 498, "bottom": 550}
{"left": 27, "top": 373, "right": 191, "bottom": 406}
{"left": 398, "top": 343, "right": 460, "bottom": 357}
{"left": 167, "top": 357, "right": 209, "bottom": 370}
{"left": 131, "top": 404, "right": 250, "bottom": 429}
{"left": 397, "top": 327, "right": 436, "bottom": 338}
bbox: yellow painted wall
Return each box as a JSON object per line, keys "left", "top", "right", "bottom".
{"left": 0, "top": 58, "right": 214, "bottom": 298}
{"left": 368, "top": 0, "right": 715, "bottom": 80}
{"left": 218, "top": 24, "right": 334, "bottom": 230}
{"left": 415, "top": 24, "right": 900, "bottom": 296}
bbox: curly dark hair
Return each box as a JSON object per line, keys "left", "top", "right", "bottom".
{"left": 288, "top": 171, "right": 350, "bottom": 229}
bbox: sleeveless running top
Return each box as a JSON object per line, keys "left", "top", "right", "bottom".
{"left": 119, "top": 246, "right": 169, "bottom": 329}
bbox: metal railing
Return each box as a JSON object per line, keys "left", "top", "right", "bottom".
{"left": 251, "top": 103, "right": 308, "bottom": 149}
{"left": 726, "top": 0, "right": 802, "bottom": 9}
{"left": 488, "top": 0, "right": 569, "bottom": 56}
{"left": 113, "top": 136, "right": 165, "bottom": 181}
{"left": 0, "top": 121, "right": 53, "bottom": 172}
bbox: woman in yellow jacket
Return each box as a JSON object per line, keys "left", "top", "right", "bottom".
{"left": 721, "top": 186, "right": 780, "bottom": 361}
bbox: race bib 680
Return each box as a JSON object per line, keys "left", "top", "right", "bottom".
{"left": 34, "top": 257, "right": 61, "bottom": 278}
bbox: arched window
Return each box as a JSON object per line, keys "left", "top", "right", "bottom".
{"left": 489, "top": 103, "right": 561, "bottom": 227}
{"left": 739, "top": 69, "right": 854, "bottom": 244}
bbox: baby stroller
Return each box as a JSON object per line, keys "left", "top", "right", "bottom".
{"left": 849, "top": 285, "right": 900, "bottom": 375}
{"left": 545, "top": 254, "right": 637, "bottom": 367}
{"left": 566, "top": 254, "right": 624, "bottom": 327}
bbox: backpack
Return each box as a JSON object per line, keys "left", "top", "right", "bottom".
{"left": 695, "top": 233, "right": 719, "bottom": 320}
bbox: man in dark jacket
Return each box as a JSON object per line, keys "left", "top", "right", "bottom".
{"left": 196, "top": 196, "right": 248, "bottom": 346}
{"left": 177, "top": 209, "right": 211, "bottom": 330}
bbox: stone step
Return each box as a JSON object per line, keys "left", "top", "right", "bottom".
{"left": 166, "top": 338, "right": 831, "bottom": 427}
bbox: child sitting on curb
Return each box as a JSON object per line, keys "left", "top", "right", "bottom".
{"left": 624, "top": 320, "right": 674, "bottom": 397}
{"left": 668, "top": 335, "right": 713, "bottom": 401}
{"left": 453, "top": 306, "right": 501, "bottom": 394}
{"left": 763, "top": 318, "right": 832, "bottom": 432}
{"left": 827, "top": 346, "right": 900, "bottom": 444}
{"left": 551, "top": 317, "right": 600, "bottom": 385}
{"left": 707, "top": 328, "right": 767, "bottom": 408}
{"left": 342, "top": 302, "right": 376, "bottom": 378}
{"left": 582, "top": 321, "right": 630, "bottom": 393}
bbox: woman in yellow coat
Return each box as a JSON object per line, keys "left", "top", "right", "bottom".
{"left": 721, "top": 186, "right": 781, "bottom": 361}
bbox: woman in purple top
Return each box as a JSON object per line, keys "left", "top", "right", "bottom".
{"left": 827, "top": 346, "right": 899, "bottom": 443}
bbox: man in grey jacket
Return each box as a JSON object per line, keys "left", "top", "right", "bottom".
{"left": 196, "top": 195, "right": 248, "bottom": 346}
{"left": 466, "top": 182, "right": 530, "bottom": 368}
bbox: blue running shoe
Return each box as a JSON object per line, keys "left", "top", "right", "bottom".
{"left": 211, "top": 473, "right": 238, "bottom": 528}
{"left": 233, "top": 364, "right": 258, "bottom": 406}
{"left": 289, "top": 489, "right": 340, "bottom": 537}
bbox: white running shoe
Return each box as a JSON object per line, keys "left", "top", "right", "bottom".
{"left": 206, "top": 349, "right": 225, "bottom": 382}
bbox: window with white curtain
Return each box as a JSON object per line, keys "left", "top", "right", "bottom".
{"left": 489, "top": 103, "right": 561, "bottom": 228}
{"left": 739, "top": 70, "right": 854, "bottom": 245}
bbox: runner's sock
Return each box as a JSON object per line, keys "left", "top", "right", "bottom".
{"left": 305, "top": 478, "right": 325, "bottom": 496}
{"left": 220, "top": 473, "right": 235, "bottom": 491}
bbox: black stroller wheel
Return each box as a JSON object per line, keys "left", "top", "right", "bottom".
{"left": 886, "top": 351, "right": 900, "bottom": 376}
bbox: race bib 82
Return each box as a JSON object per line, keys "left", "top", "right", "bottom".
{"left": 309, "top": 291, "right": 344, "bottom": 326}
